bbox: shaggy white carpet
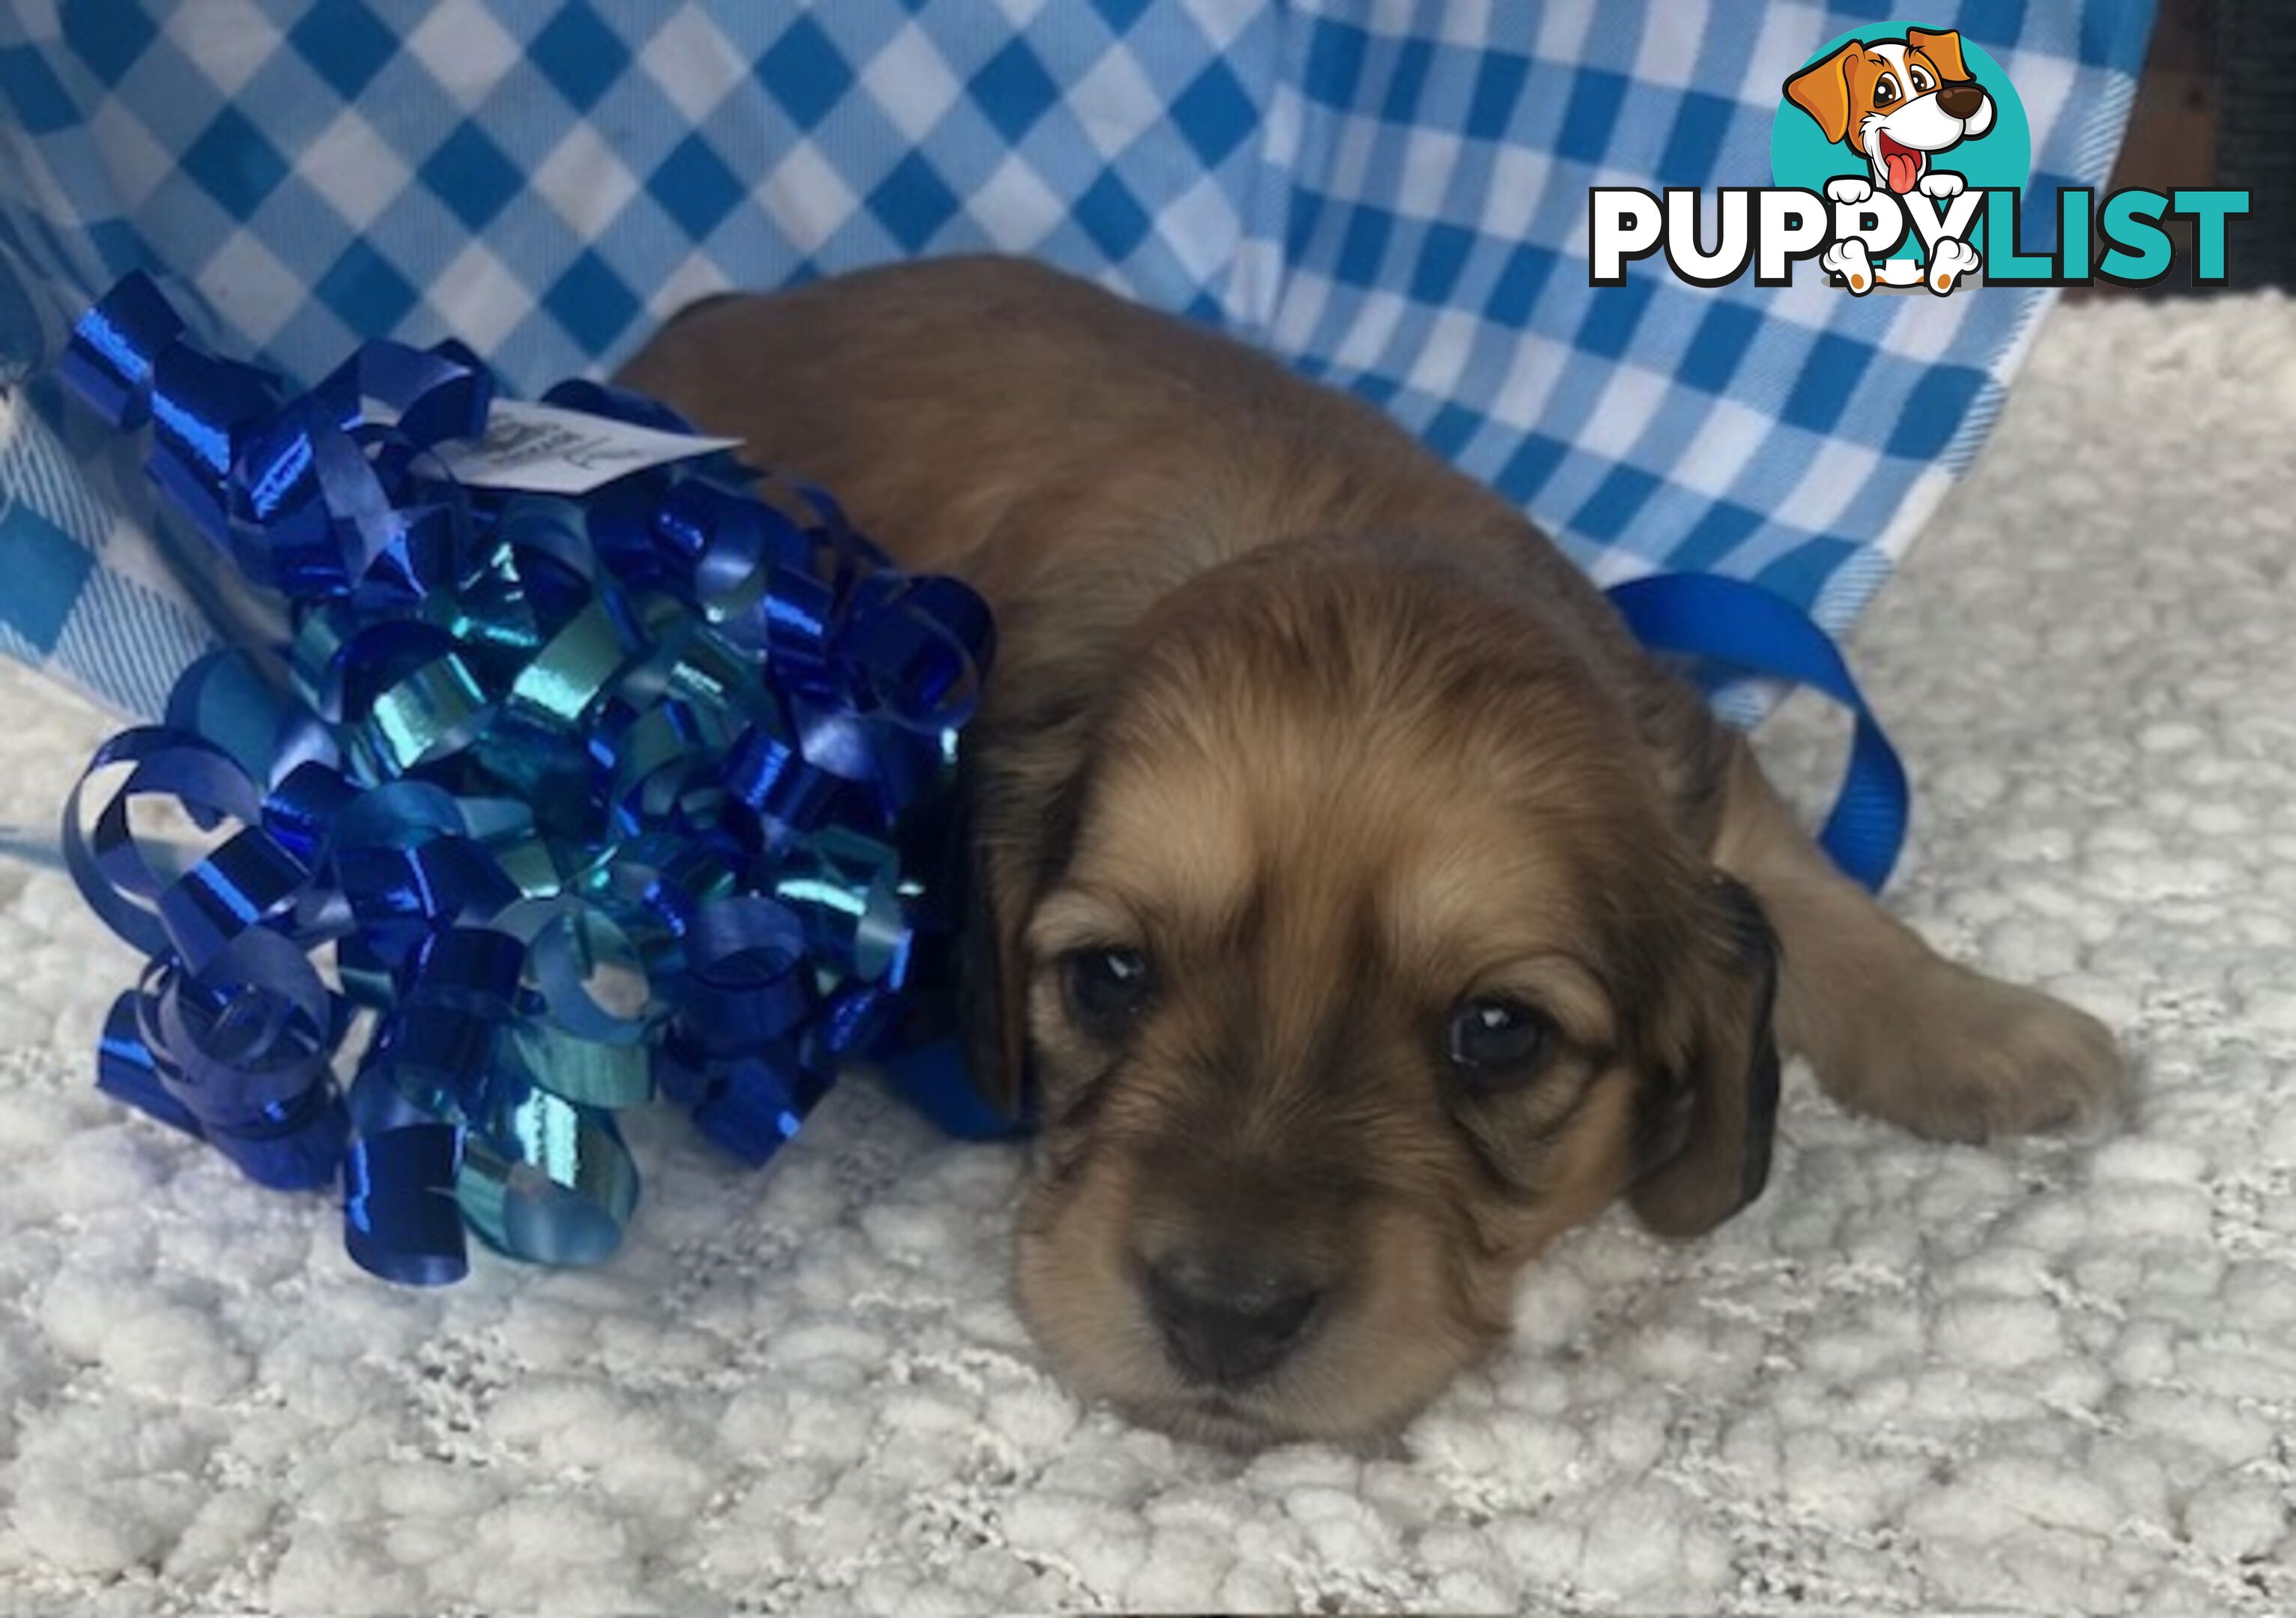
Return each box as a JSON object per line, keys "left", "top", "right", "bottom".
{"left": 1, "top": 290, "right": 2293, "bottom": 1617}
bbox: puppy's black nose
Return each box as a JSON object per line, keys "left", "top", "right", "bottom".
{"left": 1145, "top": 1252, "right": 1323, "bottom": 1387}
{"left": 1936, "top": 83, "right": 1985, "bottom": 119}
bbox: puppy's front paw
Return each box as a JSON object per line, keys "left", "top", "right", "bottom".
{"left": 1820, "top": 237, "right": 1877, "bottom": 294}
{"left": 1823, "top": 964, "right": 2127, "bottom": 1144}
{"left": 1918, "top": 170, "right": 1966, "bottom": 199}
{"left": 1927, "top": 237, "right": 1981, "bottom": 294}
{"left": 1826, "top": 177, "right": 1874, "bottom": 205}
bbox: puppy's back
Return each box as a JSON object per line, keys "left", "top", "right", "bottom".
{"left": 617, "top": 257, "right": 1490, "bottom": 598}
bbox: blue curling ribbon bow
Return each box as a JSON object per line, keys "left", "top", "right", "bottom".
{"left": 59, "top": 273, "right": 999, "bottom": 1285}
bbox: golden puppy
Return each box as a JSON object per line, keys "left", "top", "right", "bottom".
{"left": 619, "top": 258, "right": 2121, "bottom": 1445}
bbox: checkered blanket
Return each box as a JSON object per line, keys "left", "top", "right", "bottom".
{"left": 0, "top": 1, "right": 2152, "bottom": 720}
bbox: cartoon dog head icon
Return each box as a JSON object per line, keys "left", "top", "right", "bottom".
{"left": 1784, "top": 27, "right": 1995, "bottom": 196}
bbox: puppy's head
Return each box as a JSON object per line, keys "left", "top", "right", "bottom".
{"left": 1784, "top": 28, "right": 1995, "bottom": 194}
{"left": 971, "top": 539, "right": 1779, "bottom": 1445}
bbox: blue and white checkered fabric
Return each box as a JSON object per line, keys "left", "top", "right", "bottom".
{"left": 0, "top": 1, "right": 2152, "bottom": 719}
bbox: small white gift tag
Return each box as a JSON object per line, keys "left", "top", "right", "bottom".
{"left": 431, "top": 399, "right": 742, "bottom": 494}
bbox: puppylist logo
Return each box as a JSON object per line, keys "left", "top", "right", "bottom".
{"left": 1778, "top": 24, "right": 2023, "bottom": 294}
{"left": 1590, "top": 21, "right": 2247, "bottom": 296}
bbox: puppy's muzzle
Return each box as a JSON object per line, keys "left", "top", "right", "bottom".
{"left": 1142, "top": 1245, "right": 1326, "bottom": 1387}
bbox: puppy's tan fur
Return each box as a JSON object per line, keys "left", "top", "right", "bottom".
{"left": 620, "top": 258, "right": 2121, "bottom": 1443}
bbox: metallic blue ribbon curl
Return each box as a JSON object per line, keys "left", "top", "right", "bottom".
{"left": 59, "top": 272, "right": 1002, "bottom": 1285}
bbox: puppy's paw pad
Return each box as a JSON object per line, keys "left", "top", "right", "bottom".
{"left": 1918, "top": 170, "right": 1967, "bottom": 199}
{"left": 1829, "top": 969, "right": 2127, "bottom": 1144}
{"left": 1826, "top": 177, "right": 1874, "bottom": 205}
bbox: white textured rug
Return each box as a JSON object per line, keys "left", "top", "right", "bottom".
{"left": 2, "top": 291, "right": 2293, "bottom": 1616}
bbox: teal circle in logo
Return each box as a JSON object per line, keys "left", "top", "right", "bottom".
{"left": 1770, "top": 22, "right": 2030, "bottom": 264}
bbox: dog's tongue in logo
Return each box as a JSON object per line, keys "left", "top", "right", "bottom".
{"left": 1877, "top": 133, "right": 1924, "bottom": 195}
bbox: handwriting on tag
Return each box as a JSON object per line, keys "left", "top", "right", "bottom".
{"left": 432, "top": 399, "right": 742, "bottom": 494}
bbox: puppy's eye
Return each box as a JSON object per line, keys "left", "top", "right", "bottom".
{"left": 1909, "top": 67, "right": 1933, "bottom": 92}
{"left": 1874, "top": 74, "right": 1899, "bottom": 105}
{"left": 1447, "top": 998, "right": 1555, "bottom": 1083}
{"left": 1066, "top": 947, "right": 1153, "bottom": 1027}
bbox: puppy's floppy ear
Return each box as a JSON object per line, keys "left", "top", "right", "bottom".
{"left": 954, "top": 685, "right": 1098, "bottom": 1119}
{"left": 1630, "top": 873, "right": 1783, "bottom": 1237}
{"left": 951, "top": 540, "right": 1171, "bottom": 1119}
{"left": 1906, "top": 27, "right": 1972, "bottom": 82}
{"left": 1783, "top": 42, "right": 1859, "bottom": 145}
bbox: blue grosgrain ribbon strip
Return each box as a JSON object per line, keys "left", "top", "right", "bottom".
{"left": 58, "top": 273, "right": 999, "bottom": 1284}
{"left": 1604, "top": 572, "right": 1909, "bottom": 893}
